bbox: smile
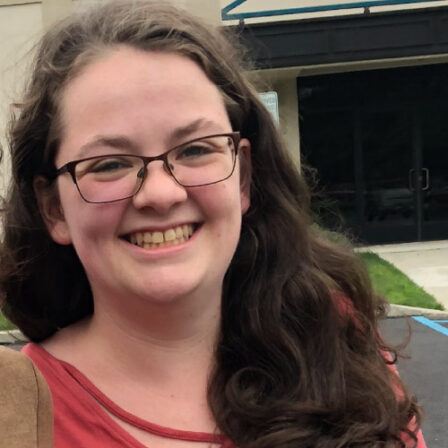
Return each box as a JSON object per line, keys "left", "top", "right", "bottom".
{"left": 128, "top": 224, "right": 195, "bottom": 249}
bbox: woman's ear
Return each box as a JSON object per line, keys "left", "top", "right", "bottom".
{"left": 33, "top": 176, "right": 72, "bottom": 245}
{"left": 238, "top": 138, "right": 251, "bottom": 214}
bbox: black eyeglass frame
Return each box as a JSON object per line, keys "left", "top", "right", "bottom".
{"left": 52, "top": 131, "right": 241, "bottom": 204}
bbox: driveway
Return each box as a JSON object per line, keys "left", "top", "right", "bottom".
{"left": 380, "top": 316, "right": 448, "bottom": 448}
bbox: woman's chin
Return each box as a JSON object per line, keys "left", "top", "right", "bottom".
{"left": 134, "top": 280, "right": 201, "bottom": 306}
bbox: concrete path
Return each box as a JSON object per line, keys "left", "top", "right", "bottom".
{"left": 364, "top": 240, "right": 448, "bottom": 310}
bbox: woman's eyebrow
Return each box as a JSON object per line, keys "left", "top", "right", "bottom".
{"left": 77, "top": 120, "right": 225, "bottom": 157}
{"left": 171, "top": 119, "right": 225, "bottom": 141}
{"left": 77, "top": 135, "right": 137, "bottom": 157}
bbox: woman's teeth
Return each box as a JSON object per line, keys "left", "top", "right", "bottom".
{"left": 129, "top": 224, "right": 194, "bottom": 249}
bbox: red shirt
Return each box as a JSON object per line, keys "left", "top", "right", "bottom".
{"left": 22, "top": 343, "right": 232, "bottom": 448}
{"left": 23, "top": 342, "right": 425, "bottom": 448}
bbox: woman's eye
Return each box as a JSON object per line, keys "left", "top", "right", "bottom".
{"left": 177, "top": 145, "right": 213, "bottom": 159}
{"left": 89, "top": 158, "right": 131, "bottom": 173}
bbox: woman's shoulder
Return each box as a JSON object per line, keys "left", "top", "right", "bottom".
{"left": 0, "top": 346, "right": 53, "bottom": 447}
{"left": 22, "top": 341, "right": 79, "bottom": 385}
{"left": 23, "top": 318, "right": 89, "bottom": 366}
{"left": 22, "top": 341, "right": 58, "bottom": 370}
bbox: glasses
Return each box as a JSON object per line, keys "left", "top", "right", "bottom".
{"left": 53, "top": 132, "right": 241, "bottom": 203}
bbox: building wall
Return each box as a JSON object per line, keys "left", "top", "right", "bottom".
{"left": 255, "top": 71, "right": 301, "bottom": 167}
{"left": 0, "top": 1, "right": 43, "bottom": 199}
{"left": 71, "top": 0, "right": 220, "bottom": 20}
{"left": 42, "top": 0, "right": 71, "bottom": 28}
{"left": 221, "top": 0, "right": 448, "bottom": 24}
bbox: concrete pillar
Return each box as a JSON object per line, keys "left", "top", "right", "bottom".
{"left": 170, "top": 0, "right": 220, "bottom": 22}
{"left": 0, "top": 2, "right": 44, "bottom": 203}
{"left": 274, "top": 77, "right": 301, "bottom": 167}
{"left": 41, "top": 0, "right": 72, "bottom": 29}
{"left": 185, "top": 0, "right": 220, "bottom": 23}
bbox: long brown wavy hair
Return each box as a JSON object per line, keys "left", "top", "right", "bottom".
{"left": 0, "top": 1, "right": 421, "bottom": 446}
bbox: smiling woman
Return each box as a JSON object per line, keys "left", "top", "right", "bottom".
{"left": 0, "top": 1, "right": 425, "bottom": 448}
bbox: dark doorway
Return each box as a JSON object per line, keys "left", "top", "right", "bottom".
{"left": 299, "top": 63, "right": 448, "bottom": 244}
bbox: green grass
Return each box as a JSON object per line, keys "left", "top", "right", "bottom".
{"left": 0, "top": 312, "right": 15, "bottom": 331}
{"left": 359, "top": 251, "right": 444, "bottom": 310}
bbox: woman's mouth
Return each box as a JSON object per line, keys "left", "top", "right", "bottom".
{"left": 126, "top": 224, "right": 195, "bottom": 249}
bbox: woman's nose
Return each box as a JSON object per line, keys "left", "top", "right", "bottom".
{"left": 132, "top": 161, "right": 188, "bottom": 213}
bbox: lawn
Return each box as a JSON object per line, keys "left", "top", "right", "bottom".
{"left": 358, "top": 251, "right": 444, "bottom": 310}
{"left": 0, "top": 311, "right": 15, "bottom": 331}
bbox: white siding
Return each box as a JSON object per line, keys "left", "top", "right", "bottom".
{"left": 72, "top": 0, "right": 220, "bottom": 21}
{"left": 221, "top": 0, "right": 448, "bottom": 25}
{"left": 0, "top": 2, "right": 43, "bottom": 199}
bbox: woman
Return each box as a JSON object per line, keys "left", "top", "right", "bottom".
{"left": 0, "top": 1, "right": 424, "bottom": 447}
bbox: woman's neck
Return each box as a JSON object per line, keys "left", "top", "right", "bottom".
{"left": 40, "top": 289, "right": 222, "bottom": 433}
{"left": 42, "top": 286, "right": 222, "bottom": 385}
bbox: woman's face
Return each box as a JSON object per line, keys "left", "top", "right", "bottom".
{"left": 41, "top": 46, "right": 250, "bottom": 305}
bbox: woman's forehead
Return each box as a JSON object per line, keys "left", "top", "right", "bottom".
{"left": 57, "top": 48, "right": 231, "bottom": 160}
{"left": 60, "top": 48, "right": 225, "bottom": 116}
